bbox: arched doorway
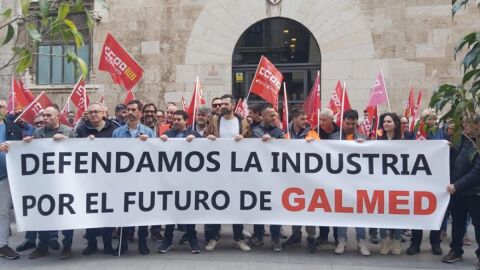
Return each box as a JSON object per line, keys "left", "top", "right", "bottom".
{"left": 232, "top": 17, "right": 321, "bottom": 107}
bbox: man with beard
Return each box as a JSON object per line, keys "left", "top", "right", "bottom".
{"left": 282, "top": 108, "right": 319, "bottom": 252}
{"left": 248, "top": 106, "right": 285, "bottom": 252}
{"left": 142, "top": 103, "right": 158, "bottom": 134}
{"left": 112, "top": 100, "right": 156, "bottom": 255}
{"left": 24, "top": 106, "right": 76, "bottom": 260}
{"left": 204, "top": 94, "right": 251, "bottom": 252}
{"left": 158, "top": 110, "right": 201, "bottom": 254}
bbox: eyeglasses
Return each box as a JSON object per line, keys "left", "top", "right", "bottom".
{"left": 88, "top": 110, "right": 101, "bottom": 114}
{"left": 212, "top": 104, "right": 222, "bottom": 108}
{"left": 401, "top": 122, "right": 408, "bottom": 125}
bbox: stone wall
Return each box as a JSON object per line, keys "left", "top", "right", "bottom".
{"left": 2, "top": 0, "right": 478, "bottom": 115}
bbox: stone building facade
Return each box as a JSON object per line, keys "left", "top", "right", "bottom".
{"left": 1, "top": 0, "right": 479, "bottom": 115}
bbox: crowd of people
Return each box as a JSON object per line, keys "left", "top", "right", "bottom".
{"left": 0, "top": 94, "right": 477, "bottom": 269}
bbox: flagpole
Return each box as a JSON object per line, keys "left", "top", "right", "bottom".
{"left": 10, "top": 76, "right": 15, "bottom": 113}
{"left": 14, "top": 92, "right": 45, "bottom": 123}
{"left": 283, "top": 82, "right": 289, "bottom": 136}
{"left": 375, "top": 105, "right": 380, "bottom": 140}
{"left": 192, "top": 76, "right": 199, "bottom": 128}
{"left": 380, "top": 69, "right": 391, "bottom": 113}
{"left": 317, "top": 70, "right": 320, "bottom": 132}
{"left": 338, "top": 81, "right": 347, "bottom": 139}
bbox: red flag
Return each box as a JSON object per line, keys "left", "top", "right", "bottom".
{"left": 15, "top": 92, "right": 53, "bottom": 124}
{"left": 360, "top": 106, "right": 378, "bottom": 139}
{"left": 409, "top": 91, "right": 423, "bottom": 132}
{"left": 416, "top": 121, "right": 427, "bottom": 140}
{"left": 303, "top": 72, "right": 321, "bottom": 128}
{"left": 249, "top": 55, "right": 283, "bottom": 109}
{"left": 8, "top": 77, "right": 35, "bottom": 113}
{"left": 123, "top": 90, "right": 135, "bottom": 105}
{"left": 67, "top": 78, "right": 90, "bottom": 121}
{"left": 404, "top": 87, "right": 415, "bottom": 118}
{"left": 187, "top": 77, "right": 206, "bottom": 126}
{"left": 282, "top": 83, "right": 289, "bottom": 135}
{"left": 99, "top": 33, "right": 143, "bottom": 91}
{"left": 234, "top": 98, "right": 249, "bottom": 119}
{"left": 327, "top": 81, "right": 351, "bottom": 125}
{"left": 367, "top": 71, "right": 388, "bottom": 107}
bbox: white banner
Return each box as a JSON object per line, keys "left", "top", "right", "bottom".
{"left": 6, "top": 138, "right": 450, "bottom": 231}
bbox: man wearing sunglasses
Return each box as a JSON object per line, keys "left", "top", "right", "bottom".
{"left": 211, "top": 97, "right": 222, "bottom": 116}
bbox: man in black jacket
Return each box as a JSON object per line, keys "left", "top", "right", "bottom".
{"left": 0, "top": 106, "right": 23, "bottom": 260}
{"left": 249, "top": 106, "right": 285, "bottom": 252}
{"left": 443, "top": 115, "right": 480, "bottom": 270}
{"left": 158, "top": 110, "right": 201, "bottom": 254}
{"left": 76, "top": 103, "right": 118, "bottom": 256}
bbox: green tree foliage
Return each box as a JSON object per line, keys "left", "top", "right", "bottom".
{"left": 0, "top": 0, "right": 94, "bottom": 76}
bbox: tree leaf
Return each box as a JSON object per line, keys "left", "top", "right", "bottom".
{"left": 1, "top": 8, "right": 12, "bottom": 18}
{"left": 39, "top": 0, "right": 50, "bottom": 19}
{"left": 463, "top": 69, "right": 480, "bottom": 84}
{"left": 463, "top": 43, "right": 480, "bottom": 71}
{"left": 14, "top": 49, "right": 32, "bottom": 73}
{"left": 452, "top": 0, "right": 469, "bottom": 16}
{"left": 2, "top": 24, "right": 14, "bottom": 45}
{"left": 455, "top": 32, "right": 476, "bottom": 59}
{"left": 27, "top": 25, "right": 42, "bottom": 43}
{"left": 56, "top": 4, "right": 70, "bottom": 22}
{"left": 20, "top": 0, "right": 31, "bottom": 16}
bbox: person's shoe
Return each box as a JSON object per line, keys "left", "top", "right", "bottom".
{"left": 282, "top": 235, "right": 301, "bottom": 247}
{"left": 431, "top": 243, "right": 443, "bottom": 255}
{"left": 112, "top": 244, "right": 128, "bottom": 256}
{"left": 316, "top": 237, "right": 328, "bottom": 246}
{"left": 249, "top": 235, "right": 264, "bottom": 246}
{"left": 369, "top": 233, "right": 380, "bottom": 244}
{"left": 406, "top": 244, "right": 420, "bottom": 255}
{"left": 151, "top": 230, "right": 164, "bottom": 242}
{"left": 82, "top": 244, "right": 98, "bottom": 255}
{"left": 391, "top": 239, "right": 402, "bottom": 255}
{"left": 138, "top": 241, "right": 149, "bottom": 255}
{"left": 29, "top": 246, "right": 48, "bottom": 259}
{"left": 272, "top": 237, "right": 282, "bottom": 252}
{"left": 440, "top": 231, "right": 448, "bottom": 241}
{"left": 48, "top": 240, "right": 60, "bottom": 251}
{"left": 103, "top": 244, "right": 113, "bottom": 255}
{"left": 357, "top": 239, "right": 370, "bottom": 256}
{"left": 0, "top": 245, "right": 19, "bottom": 260}
{"left": 205, "top": 239, "right": 217, "bottom": 251}
{"left": 442, "top": 249, "right": 462, "bottom": 263}
{"left": 463, "top": 236, "right": 472, "bottom": 246}
{"left": 379, "top": 237, "right": 391, "bottom": 255}
{"left": 158, "top": 238, "right": 173, "bottom": 253}
{"left": 16, "top": 241, "right": 36, "bottom": 252}
{"left": 59, "top": 247, "right": 72, "bottom": 260}
{"left": 307, "top": 237, "right": 316, "bottom": 253}
{"left": 178, "top": 233, "right": 189, "bottom": 245}
{"left": 234, "top": 240, "right": 251, "bottom": 252}
{"left": 334, "top": 238, "right": 346, "bottom": 254}
{"left": 188, "top": 238, "right": 200, "bottom": 254}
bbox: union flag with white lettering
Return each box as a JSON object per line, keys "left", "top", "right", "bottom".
{"left": 99, "top": 33, "right": 144, "bottom": 91}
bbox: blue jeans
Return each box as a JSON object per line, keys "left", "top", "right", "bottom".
{"left": 204, "top": 224, "right": 244, "bottom": 242}
{"left": 253, "top": 224, "right": 281, "bottom": 239}
{"left": 336, "top": 227, "right": 366, "bottom": 241}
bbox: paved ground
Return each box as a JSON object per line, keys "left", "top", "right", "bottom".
{"left": 0, "top": 223, "right": 478, "bottom": 270}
